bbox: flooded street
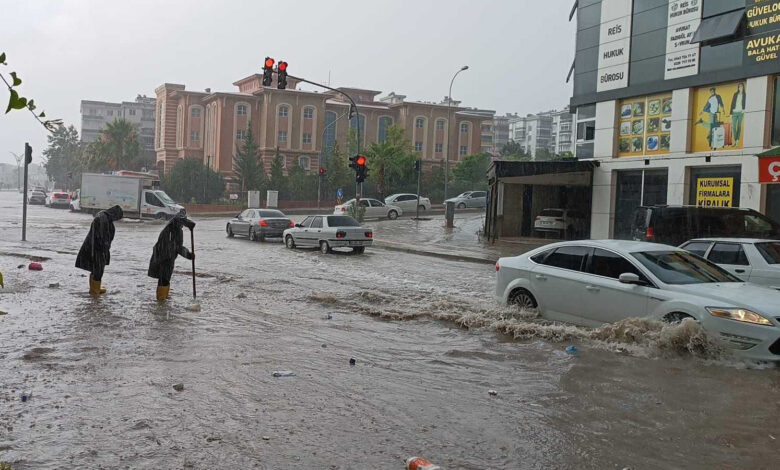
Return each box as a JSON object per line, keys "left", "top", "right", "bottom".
{"left": 0, "top": 191, "right": 778, "bottom": 469}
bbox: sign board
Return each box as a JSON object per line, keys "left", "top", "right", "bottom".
{"left": 759, "top": 156, "right": 780, "bottom": 183}
{"left": 229, "top": 193, "right": 239, "bottom": 200}
{"left": 247, "top": 190, "right": 260, "bottom": 208}
{"left": 745, "top": 0, "right": 780, "bottom": 64}
{"left": 337, "top": 188, "right": 344, "bottom": 199}
{"left": 695, "top": 177, "right": 734, "bottom": 207}
{"left": 690, "top": 81, "right": 746, "bottom": 152}
{"left": 596, "top": 0, "right": 633, "bottom": 92}
{"left": 664, "top": 0, "right": 702, "bottom": 79}
{"left": 266, "top": 190, "right": 279, "bottom": 208}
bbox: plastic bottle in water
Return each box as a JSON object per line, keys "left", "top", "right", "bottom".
{"left": 406, "top": 456, "right": 441, "bottom": 470}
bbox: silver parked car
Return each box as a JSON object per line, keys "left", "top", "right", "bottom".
{"left": 333, "top": 198, "right": 402, "bottom": 220}
{"left": 28, "top": 190, "right": 46, "bottom": 205}
{"left": 226, "top": 208, "right": 293, "bottom": 242}
{"left": 284, "top": 215, "right": 373, "bottom": 254}
{"left": 445, "top": 190, "right": 486, "bottom": 209}
{"left": 680, "top": 238, "right": 780, "bottom": 288}
{"left": 384, "top": 193, "right": 431, "bottom": 212}
{"left": 496, "top": 239, "right": 780, "bottom": 362}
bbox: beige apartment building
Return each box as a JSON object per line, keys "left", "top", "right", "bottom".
{"left": 154, "top": 72, "right": 484, "bottom": 186}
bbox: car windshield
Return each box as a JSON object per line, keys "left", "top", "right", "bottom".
{"left": 327, "top": 216, "right": 360, "bottom": 227}
{"left": 631, "top": 250, "right": 741, "bottom": 284}
{"left": 755, "top": 242, "right": 780, "bottom": 264}
{"left": 155, "top": 191, "right": 175, "bottom": 205}
{"left": 540, "top": 209, "right": 563, "bottom": 217}
{"left": 258, "top": 210, "right": 284, "bottom": 218}
{"left": 457, "top": 192, "right": 471, "bottom": 198}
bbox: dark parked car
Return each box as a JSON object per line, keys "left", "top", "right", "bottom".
{"left": 631, "top": 205, "right": 780, "bottom": 247}
{"left": 226, "top": 208, "right": 293, "bottom": 242}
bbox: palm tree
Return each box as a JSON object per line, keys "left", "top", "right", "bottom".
{"left": 100, "top": 119, "right": 141, "bottom": 170}
{"left": 365, "top": 125, "right": 413, "bottom": 199}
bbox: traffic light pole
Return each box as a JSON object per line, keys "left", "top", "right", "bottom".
{"left": 416, "top": 163, "right": 421, "bottom": 220}
{"left": 22, "top": 143, "right": 30, "bottom": 242}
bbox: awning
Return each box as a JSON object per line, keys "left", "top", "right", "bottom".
{"left": 757, "top": 147, "right": 780, "bottom": 157}
{"left": 690, "top": 9, "right": 745, "bottom": 46}
{"left": 488, "top": 159, "right": 599, "bottom": 178}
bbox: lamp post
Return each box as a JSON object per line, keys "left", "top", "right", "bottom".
{"left": 445, "top": 65, "right": 469, "bottom": 201}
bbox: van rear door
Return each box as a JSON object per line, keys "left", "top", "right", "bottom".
{"left": 630, "top": 207, "right": 650, "bottom": 241}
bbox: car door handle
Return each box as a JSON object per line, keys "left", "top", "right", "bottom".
{"left": 585, "top": 285, "right": 600, "bottom": 292}
{"left": 535, "top": 274, "right": 546, "bottom": 280}
{"left": 735, "top": 269, "right": 745, "bottom": 273}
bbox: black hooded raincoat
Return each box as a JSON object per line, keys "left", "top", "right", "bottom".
{"left": 75, "top": 205, "right": 124, "bottom": 281}
{"left": 148, "top": 215, "right": 195, "bottom": 286}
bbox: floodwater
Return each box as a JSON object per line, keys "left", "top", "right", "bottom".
{"left": 0, "top": 191, "right": 778, "bottom": 469}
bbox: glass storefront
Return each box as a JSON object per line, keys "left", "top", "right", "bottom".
{"left": 688, "top": 166, "right": 741, "bottom": 208}
{"left": 614, "top": 169, "right": 668, "bottom": 239}
{"left": 766, "top": 185, "right": 780, "bottom": 223}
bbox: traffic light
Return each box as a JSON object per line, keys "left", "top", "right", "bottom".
{"left": 414, "top": 159, "right": 421, "bottom": 172}
{"left": 24, "top": 143, "right": 32, "bottom": 165}
{"left": 262, "top": 57, "right": 275, "bottom": 87}
{"left": 277, "top": 61, "right": 288, "bottom": 90}
{"left": 319, "top": 167, "right": 327, "bottom": 176}
{"left": 355, "top": 155, "right": 367, "bottom": 184}
{"left": 348, "top": 155, "right": 358, "bottom": 171}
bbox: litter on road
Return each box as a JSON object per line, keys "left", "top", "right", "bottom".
{"left": 406, "top": 456, "right": 442, "bottom": 470}
{"left": 488, "top": 389, "right": 498, "bottom": 396}
{"left": 172, "top": 383, "right": 184, "bottom": 392}
{"left": 28, "top": 262, "right": 43, "bottom": 271}
{"left": 272, "top": 371, "right": 296, "bottom": 377}
{"left": 565, "top": 345, "right": 579, "bottom": 355}
{"left": 349, "top": 358, "right": 356, "bottom": 366}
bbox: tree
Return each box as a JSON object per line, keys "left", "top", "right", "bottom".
{"left": 161, "top": 158, "right": 224, "bottom": 204}
{"left": 500, "top": 141, "right": 525, "bottom": 157}
{"left": 1, "top": 51, "right": 62, "bottom": 131}
{"left": 365, "top": 125, "right": 414, "bottom": 200}
{"left": 232, "top": 123, "right": 265, "bottom": 192}
{"left": 324, "top": 141, "right": 353, "bottom": 201}
{"left": 43, "top": 125, "right": 83, "bottom": 190}
{"left": 82, "top": 119, "right": 142, "bottom": 171}
{"left": 287, "top": 164, "right": 317, "bottom": 200}
{"left": 452, "top": 153, "right": 492, "bottom": 189}
{"left": 268, "top": 147, "right": 287, "bottom": 196}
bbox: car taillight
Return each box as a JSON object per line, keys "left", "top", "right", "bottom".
{"left": 495, "top": 262, "right": 500, "bottom": 272}
{"left": 535, "top": 217, "right": 540, "bottom": 221}
{"left": 336, "top": 231, "right": 346, "bottom": 238}
{"left": 341, "top": 207, "right": 346, "bottom": 213}
{"left": 646, "top": 226, "right": 654, "bottom": 241}
{"left": 260, "top": 220, "right": 268, "bottom": 226}
{"left": 289, "top": 220, "right": 295, "bottom": 227}
{"left": 365, "top": 231, "right": 373, "bottom": 238}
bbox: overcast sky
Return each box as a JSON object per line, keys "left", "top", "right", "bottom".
{"left": 0, "top": 0, "right": 575, "bottom": 166}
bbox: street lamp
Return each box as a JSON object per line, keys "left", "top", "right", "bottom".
{"left": 445, "top": 65, "right": 469, "bottom": 201}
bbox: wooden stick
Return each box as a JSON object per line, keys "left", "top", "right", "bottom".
{"left": 190, "top": 228, "right": 196, "bottom": 299}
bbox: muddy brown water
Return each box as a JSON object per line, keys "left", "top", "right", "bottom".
{"left": 0, "top": 192, "right": 778, "bottom": 469}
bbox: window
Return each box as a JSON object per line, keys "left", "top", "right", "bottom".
{"left": 708, "top": 243, "right": 749, "bottom": 265}
{"left": 378, "top": 116, "right": 392, "bottom": 142}
{"left": 436, "top": 120, "right": 445, "bottom": 130}
{"left": 541, "top": 246, "right": 589, "bottom": 271}
{"left": 327, "top": 216, "right": 360, "bottom": 227}
{"left": 416, "top": 118, "right": 425, "bottom": 128}
{"left": 435, "top": 143, "right": 443, "bottom": 153}
{"left": 299, "top": 216, "right": 313, "bottom": 228}
{"left": 358, "top": 199, "right": 370, "bottom": 207}
{"left": 632, "top": 251, "right": 740, "bottom": 284}
{"left": 690, "top": 8, "right": 745, "bottom": 47}
{"left": 258, "top": 210, "right": 285, "bottom": 217}
{"left": 575, "top": 104, "right": 596, "bottom": 160}
{"left": 278, "top": 130, "right": 287, "bottom": 142}
{"left": 279, "top": 106, "right": 288, "bottom": 117}
{"left": 530, "top": 249, "right": 554, "bottom": 264}
{"left": 588, "top": 249, "right": 645, "bottom": 280}
{"left": 304, "top": 107, "right": 313, "bottom": 119}
{"left": 191, "top": 130, "right": 200, "bottom": 142}
{"left": 756, "top": 242, "right": 780, "bottom": 264}
{"left": 237, "top": 105, "right": 247, "bottom": 116}
{"left": 771, "top": 78, "right": 780, "bottom": 146}
{"left": 240, "top": 209, "right": 252, "bottom": 218}
{"left": 460, "top": 123, "right": 469, "bottom": 133}
{"left": 302, "top": 133, "right": 312, "bottom": 144}
{"left": 298, "top": 155, "right": 310, "bottom": 169}
{"left": 107, "top": 110, "right": 113, "bottom": 116}
{"left": 129, "top": 109, "right": 136, "bottom": 116}
{"left": 145, "top": 192, "right": 163, "bottom": 207}
{"left": 310, "top": 217, "right": 323, "bottom": 229}
{"left": 236, "top": 130, "right": 247, "bottom": 140}
{"left": 459, "top": 145, "right": 467, "bottom": 156}
{"left": 369, "top": 199, "right": 385, "bottom": 207}
{"left": 681, "top": 241, "right": 712, "bottom": 257}
{"left": 192, "top": 108, "right": 201, "bottom": 118}
{"left": 481, "top": 125, "right": 491, "bottom": 132}
{"left": 414, "top": 141, "right": 423, "bottom": 152}
{"left": 472, "top": 191, "right": 486, "bottom": 198}
{"left": 324, "top": 111, "right": 337, "bottom": 154}
{"left": 90, "top": 108, "right": 97, "bottom": 115}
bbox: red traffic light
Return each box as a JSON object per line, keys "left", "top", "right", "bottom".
{"left": 278, "top": 61, "right": 288, "bottom": 72}
{"left": 356, "top": 156, "right": 366, "bottom": 166}
{"left": 264, "top": 57, "right": 275, "bottom": 69}
{"left": 319, "top": 168, "right": 326, "bottom": 175}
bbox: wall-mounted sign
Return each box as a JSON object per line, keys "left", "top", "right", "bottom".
{"left": 665, "top": 0, "right": 702, "bottom": 79}
{"left": 745, "top": 0, "right": 780, "bottom": 64}
{"left": 597, "top": 0, "right": 633, "bottom": 92}
{"left": 691, "top": 81, "right": 746, "bottom": 152}
{"left": 695, "top": 177, "right": 734, "bottom": 207}
{"left": 759, "top": 156, "right": 780, "bottom": 183}
{"left": 618, "top": 93, "right": 672, "bottom": 157}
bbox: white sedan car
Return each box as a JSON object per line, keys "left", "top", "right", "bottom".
{"left": 283, "top": 215, "right": 373, "bottom": 254}
{"left": 496, "top": 240, "right": 780, "bottom": 362}
{"left": 384, "top": 193, "right": 431, "bottom": 212}
{"left": 680, "top": 238, "right": 780, "bottom": 288}
{"left": 334, "top": 198, "right": 402, "bottom": 220}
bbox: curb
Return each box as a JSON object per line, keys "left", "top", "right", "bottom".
{"left": 373, "top": 241, "right": 497, "bottom": 265}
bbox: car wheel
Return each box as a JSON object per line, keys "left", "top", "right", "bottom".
{"left": 259, "top": 233, "right": 266, "bottom": 242}
{"left": 227, "top": 225, "right": 234, "bottom": 238}
{"left": 319, "top": 240, "right": 331, "bottom": 254}
{"left": 508, "top": 288, "right": 538, "bottom": 310}
{"left": 285, "top": 235, "right": 296, "bottom": 249}
{"left": 663, "top": 312, "right": 695, "bottom": 324}
{"left": 388, "top": 210, "right": 398, "bottom": 220}
{"left": 457, "top": 202, "right": 466, "bottom": 209}
{"left": 249, "top": 227, "right": 257, "bottom": 241}
{"left": 353, "top": 246, "right": 365, "bottom": 255}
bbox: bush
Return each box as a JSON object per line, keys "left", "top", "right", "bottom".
{"left": 162, "top": 159, "right": 224, "bottom": 204}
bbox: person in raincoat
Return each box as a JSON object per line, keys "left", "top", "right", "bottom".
{"left": 75, "top": 205, "right": 123, "bottom": 296}
{"left": 148, "top": 214, "right": 195, "bottom": 301}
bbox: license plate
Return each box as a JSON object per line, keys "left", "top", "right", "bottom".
{"left": 348, "top": 241, "right": 365, "bottom": 246}
{"left": 540, "top": 221, "right": 551, "bottom": 225}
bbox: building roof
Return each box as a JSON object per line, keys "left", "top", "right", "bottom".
{"left": 488, "top": 159, "right": 599, "bottom": 179}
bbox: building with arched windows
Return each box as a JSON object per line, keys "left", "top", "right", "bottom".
{"left": 154, "top": 74, "right": 484, "bottom": 189}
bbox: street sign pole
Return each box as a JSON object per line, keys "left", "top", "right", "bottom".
{"left": 416, "top": 161, "right": 421, "bottom": 220}
{"left": 22, "top": 143, "right": 30, "bottom": 242}
{"left": 317, "top": 172, "right": 321, "bottom": 209}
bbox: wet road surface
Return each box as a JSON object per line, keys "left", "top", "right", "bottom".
{"left": 0, "top": 191, "right": 778, "bottom": 469}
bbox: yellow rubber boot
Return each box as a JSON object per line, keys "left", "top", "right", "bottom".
{"left": 89, "top": 275, "right": 102, "bottom": 296}
{"left": 156, "top": 285, "right": 170, "bottom": 301}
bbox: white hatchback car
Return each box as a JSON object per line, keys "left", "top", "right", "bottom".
{"left": 384, "top": 193, "right": 431, "bottom": 212}
{"left": 533, "top": 208, "right": 587, "bottom": 239}
{"left": 680, "top": 238, "right": 780, "bottom": 288}
{"left": 334, "top": 198, "right": 402, "bottom": 220}
{"left": 495, "top": 240, "right": 780, "bottom": 361}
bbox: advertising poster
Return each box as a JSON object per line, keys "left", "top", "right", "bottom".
{"left": 745, "top": 0, "right": 780, "bottom": 64}
{"left": 618, "top": 94, "right": 672, "bottom": 157}
{"left": 665, "top": 0, "right": 702, "bottom": 79}
{"left": 691, "top": 81, "right": 746, "bottom": 152}
{"left": 596, "top": 0, "right": 633, "bottom": 92}
{"left": 695, "top": 177, "right": 734, "bottom": 207}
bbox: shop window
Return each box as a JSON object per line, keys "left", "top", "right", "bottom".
{"left": 688, "top": 166, "right": 741, "bottom": 208}
{"left": 771, "top": 77, "right": 780, "bottom": 147}
{"left": 691, "top": 82, "right": 746, "bottom": 152}
{"left": 618, "top": 93, "right": 672, "bottom": 157}
{"left": 575, "top": 104, "right": 595, "bottom": 160}
{"left": 614, "top": 169, "right": 668, "bottom": 239}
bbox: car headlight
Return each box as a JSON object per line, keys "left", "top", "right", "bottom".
{"left": 706, "top": 307, "right": 773, "bottom": 326}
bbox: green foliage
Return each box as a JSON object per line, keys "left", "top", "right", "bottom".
{"left": 43, "top": 125, "right": 83, "bottom": 190}
{"left": 364, "top": 125, "right": 415, "bottom": 200}
{"left": 232, "top": 123, "right": 265, "bottom": 192}
{"left": 1, "top": 51, "right": 60, "bottom": 131}
{"left": 452, "top": 152, "right": 492, "bottom": 187}
{"left": 287, "top": 164, "right": 318, "bottom": 200}
{"left": 268, "top": 147, "right": 287, "bottom": 195}
{"left": 1, "top": 462, "right": 13, "bottom": 470}
{"left": 82, "top": 119, "right": 143, "bottom": 171}
{"left": 162, "top": 158, "right": 224, "bottom": 204}
{"left": 324, "top": 141, "right": 354, "bottom": 202}
{"left": 500, "top": 141, "right": 525, "bottom": 156}
{"left": 347, "top": 201, "right": 366, "bottom": 222}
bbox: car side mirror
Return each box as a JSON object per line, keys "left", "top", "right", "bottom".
{"left": 295, "top": 223, "right": 302, "bottom": 228}
{"left": 618, "top": 273, "right": 641, "bottom": 285}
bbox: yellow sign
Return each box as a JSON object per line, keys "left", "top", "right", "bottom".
{"left": 695, "top": 177, "right": 734, "bottom": 207}
{"left": 691, "top": 81, "right": 746, "bottom": 152}
{"left": 617, "top": 93, "right": 672, "bottom": 157}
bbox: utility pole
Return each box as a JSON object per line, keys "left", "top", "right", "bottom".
{"left": 9, "top": 152, "right": 22, "bottom": 190}
{"left": 445, "top": 66, "right": 469, "bottom": 201}
{"left": 22, "top": 143, "right": 32, "bottom": 241}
